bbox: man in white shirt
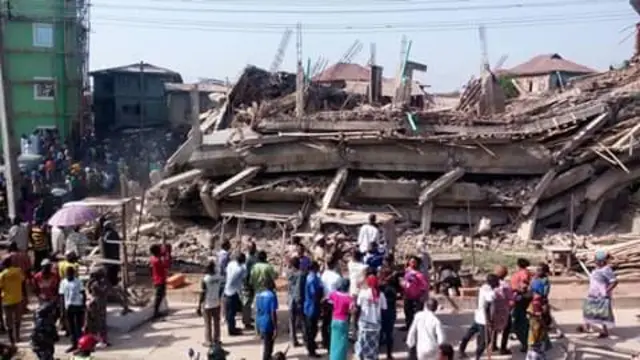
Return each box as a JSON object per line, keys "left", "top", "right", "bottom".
{"left": 65, "top": 227, "right": 88, "bottom": 258}
{"left": 7, "top": 217, "right": 28, "bottom": 252}
{"left": 406, "top": 298, "right": 445, "bottom": 360}
{"left": 348, "top": 249, "right": 368, "bottom": 297}
{"left": 358, "top": 214, "right": 379, "bottom": 254}
{"left": 320, "top": 259, "right": 342, "bottom": 350}
{"left": 198, "top": 259, "right": 224, "bottom": 346}
{"left": 58, "top": 265, "right": 85, "bottom": 352}
{"left": 51, "top": 226, "right": 66, "bottom": 255}
{"left": 458, "top": 274, "right": 499, "bottom": 360}
{"left": 223, "top": 253, "right": 247, "bottom": 336}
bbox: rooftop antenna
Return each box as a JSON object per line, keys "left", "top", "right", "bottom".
{"left": 493, "top": 54, "right": 508, "bottom": 71}
{"left": 324, "top": 40, "right": 363, "bottom": 80}
{"left": 269, "top": 28, "right": 293, "bottom": 73}
{"left": 339, "top": 40, "right": 363, "bottom": 64}
{"left": 295, "top": 22, "right": 304, "bottom": 119}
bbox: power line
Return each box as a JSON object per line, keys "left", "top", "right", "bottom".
{"left": 92, "top": 11, "right": 632, "bottom": 30}
{"left": 111, "top": 0, "right": 536, "bottom": 6}
{"left": 92, "top": 14, "right": 634, "bottom": 34}
{"left": 92, "top": 0, "right": 622, "bottom": 15}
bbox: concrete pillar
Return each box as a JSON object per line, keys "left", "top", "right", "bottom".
{"left": 421, "top": 202, "right": 433, "bottom": 235}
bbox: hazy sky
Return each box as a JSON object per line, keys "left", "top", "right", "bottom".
{"left": 89, "top": 0, "right": 636, "bottom": 92}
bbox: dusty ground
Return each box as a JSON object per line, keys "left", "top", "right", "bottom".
{"left": 10, "top": 305, "right": 640, "bottom": 360}
{"left": 7, "top": 292, "right": 640, "bottom": 360}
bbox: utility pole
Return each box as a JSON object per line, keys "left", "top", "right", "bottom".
{"left": 139, "top": 61, "right": 145, "bottom": 131}
{"left": 295, "top": 22, "right": 304, "bottom": 120}
{"left": 0, "top": 20, "right": 20, "bottom": 221}
{"left": 191, "top": 84, "right": 202, "bottom": 147}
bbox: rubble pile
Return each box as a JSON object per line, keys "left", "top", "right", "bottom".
{"left": 146, "top": 57, "right": 640, "bottom": 259}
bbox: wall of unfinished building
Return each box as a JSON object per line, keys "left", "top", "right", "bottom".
{"left": 166, "top": 91, "right": 215, "bottom": 128}
{"left": 513, "top": 71, "right": 587, "bottom": 95}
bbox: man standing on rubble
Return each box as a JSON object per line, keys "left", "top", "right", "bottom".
{"left": 358, "top": 214, "right": 379, "bottom": 255}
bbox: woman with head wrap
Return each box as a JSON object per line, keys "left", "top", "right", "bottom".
{"left": 577, "top": 250, "right": 617, "bottom": 338}
{"left": 355, "top": 275, "right": 388, "bottom": 360}
{"left": 328, "top": 279, "right": 352, "bottom": 360}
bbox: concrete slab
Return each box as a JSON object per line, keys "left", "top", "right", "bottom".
{"left": 107, "top": 298, "right": 169, "bottom": 333}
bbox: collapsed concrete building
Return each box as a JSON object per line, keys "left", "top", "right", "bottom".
{"left": 146, "top": 59, "right": 640, "bottom": 244}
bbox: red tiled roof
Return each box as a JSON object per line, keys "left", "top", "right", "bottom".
{"left": 506, "top": 54, "right": 597, "bottom": 76}
{"left": 313, "top": 62, "right": 372, "bottom": 82}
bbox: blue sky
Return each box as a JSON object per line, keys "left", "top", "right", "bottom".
{"left": 89, "top": 0, "right": 636, "bottom": 92}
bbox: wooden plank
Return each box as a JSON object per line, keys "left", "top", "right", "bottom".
{"left": 577, "top": 198, "right": 605, "bottom": 234}
{"left": 320, "top": 167, "right": 349, "bottom": 211}
{"left": 211, "top": 166, "right": 261, "bottom": 200}
{"left": 521, "top": 169, "right": 558, "bottom": 216}
{"left": 312, "top": 208, "right": 395, "bottom": 226}
{"left": 553, "top": 112, "right": 609, "bottom": 160}
{"left": 421, "top": 202, "right": 434, "bottom": 235}
{"left": 418, "top": 167, "right": 465, "bottom": 206}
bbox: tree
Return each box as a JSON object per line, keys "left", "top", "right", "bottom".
{"left": 497, "top": 76, "right": 519, "bottom": 99}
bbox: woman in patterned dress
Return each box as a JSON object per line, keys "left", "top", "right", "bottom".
{"left": 84, "top": 266, "right": 109, "bottom": 348}
{"left": 491, "top": 265, "right": 513, "bottom": 355}
{"left": 577, "top": 250, "right": 617, "bottom": 338}
{"left": 355, "top": 275, "right": 388, "bottom": 360}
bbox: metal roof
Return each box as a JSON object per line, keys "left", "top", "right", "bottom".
{"left": 505, "top": 54, "right": 597, "bottom": 76}
{"left": 90, "top": 62, "right": 180, "bottom": 76}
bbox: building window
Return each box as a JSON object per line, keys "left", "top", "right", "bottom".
{"left": 122, "top": 104, "right": 141, "bottom": 115}
{"left": 33, "top": 23, "right": 54, "bottom": 48}
{"left": 34, "top": 78, "right": 55, "bottom": 100}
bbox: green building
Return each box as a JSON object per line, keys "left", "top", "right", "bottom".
{"left": 0, "top": 0, "right": 89, "bottom": 143}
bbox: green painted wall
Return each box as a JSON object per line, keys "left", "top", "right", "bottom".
{"left": 1, "top": 0, "right": 84, "bottom": 143}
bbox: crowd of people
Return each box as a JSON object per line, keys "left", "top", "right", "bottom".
{"left": 0, "top": 127, "right": 186, "bottom": 225}
{"left": 190, "top": 214, "right": 618, "bottom": 360}
{"left": 0, "top": 204, "right": 619, "bottom": 360}
{"left": 0, "top": 212, "right": 133, "bottom": 360}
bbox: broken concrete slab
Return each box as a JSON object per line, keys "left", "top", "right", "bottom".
{"left": 149, "top": 169, "right": 203, "bottom": 193}
{"left": 107, "top": 298, "right": 168, "bottom": 333}
{"left": 418, "top": 167, "right": 466, "bottom": 206}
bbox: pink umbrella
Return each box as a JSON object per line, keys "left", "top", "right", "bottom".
{"left": 48, "top": 205, "right": 98, "bottom": 227}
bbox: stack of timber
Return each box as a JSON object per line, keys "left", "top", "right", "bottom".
{"left": 154, "top": 58, "right": 640, "bottom": 244}
{"left": 577, "top": 236, "right": 640, "bottom": 279}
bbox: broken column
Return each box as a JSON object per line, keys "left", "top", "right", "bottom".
{"left": 418, "top": 167, "right": 465, "bottom": 235}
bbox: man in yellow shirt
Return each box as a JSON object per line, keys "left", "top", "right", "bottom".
{"left": 57, "top": 250, "right": 79, "bottom": 335}
{"left": 0, "top": 257, "right": 25, "bottom": 345}
{"left": 58, "top": 250, "right": 79, "bottom": 279}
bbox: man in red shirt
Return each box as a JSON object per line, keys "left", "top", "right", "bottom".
{"left": 32, "top": 259, "right": 59, "bottom": 303}
{"left": 149, "top": 243, "right": 171, "bottom": 319}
